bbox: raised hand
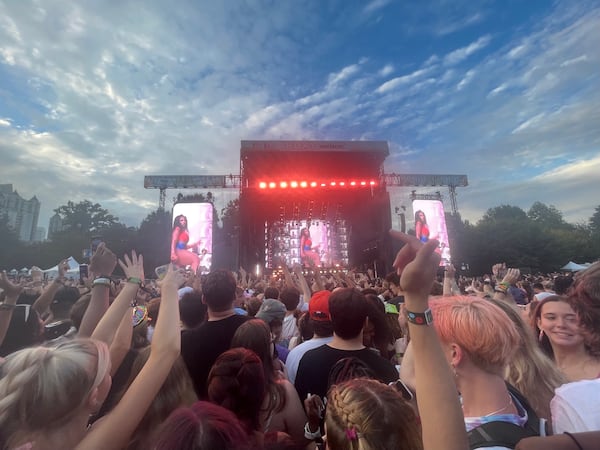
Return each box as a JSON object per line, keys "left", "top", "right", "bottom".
{"left": 90, "top": 243, "right": 117, "bottom": 277}
{"left": 390, "top": 231, "right": 440, "bottom": 300}
{"left": 0, "top": 271, "right": 24, "bottom": 299}
{"left": 118, "top": 250, "right": 145, "bottom": 281}
{"left": 502, "top": 268, "right": 520, "bottom": 286}
{"left": 58, "top": 259, "right": 70, "bottom": 279}
{"left": 158, "top": 264, "right": 184, "bottom": 290}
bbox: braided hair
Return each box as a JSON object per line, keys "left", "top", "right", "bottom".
{"left": 325, "top": 378, "right": 422, "bottom": 450}
{"left": 0, "top": 338, "right": 110, "bottom": 448}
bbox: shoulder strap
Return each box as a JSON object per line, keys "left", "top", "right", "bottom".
{"left": 506, "top": 383, "right": 541, "bottom": 435}
{"left": 468, "top": 421, "right": 537, "bottom": 449}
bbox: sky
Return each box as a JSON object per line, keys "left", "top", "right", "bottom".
{"left": 1, "top": 0, "right": 599, "bottom": 234}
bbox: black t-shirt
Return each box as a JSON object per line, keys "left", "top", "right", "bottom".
{"left": 181, "top": 314, "right": 248, "bottom": 398}
{"left": 294, "top": 344, "right": 399, "bottom": 401}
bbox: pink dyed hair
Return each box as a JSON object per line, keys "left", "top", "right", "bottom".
{"left": 430, "top": 296, "right": 520, "bottom": 375}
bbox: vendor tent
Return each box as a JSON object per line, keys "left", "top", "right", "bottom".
{"left": 560, "top": 261, "right": 589, "bottom": 272}
{"left": 43, "top": 256, "right": 81, "bottom": 279}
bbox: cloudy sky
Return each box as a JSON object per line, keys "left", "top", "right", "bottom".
{"left": 1, "top": 0, "right": 599, "bottom": 232}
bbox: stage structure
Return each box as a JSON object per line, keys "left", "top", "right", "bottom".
{"left": 144, "top": 141, "right": 468, "bottom": 274}
{"left": 239, "top": 140, "right": 391, "bottom": 272}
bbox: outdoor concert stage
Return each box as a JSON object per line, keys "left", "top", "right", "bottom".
{"left": 238, "top": 140, "right": 393, "bottom": 273}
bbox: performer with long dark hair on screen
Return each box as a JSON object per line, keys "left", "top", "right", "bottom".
{"left": 171, "top": 214, "right": 201, "bottom": 273}
{"left": 300, "top": 227, "right": 320, "bottom": 267}
{"left": 415, "top": 210, "right": 430, "bottom": 243}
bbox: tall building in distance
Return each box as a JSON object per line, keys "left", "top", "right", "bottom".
{"left": 34, "top": 226, "right": 46, "bottom": 242}
{"left": 48, "top": 212, "right": 64, "bottom": 240}
{"left": 0, "top": 184, "right": 41, "bottom": 242}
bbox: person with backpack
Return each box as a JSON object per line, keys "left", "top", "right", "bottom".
{"left": 428, "top": 296, "right": 542, "bottom": 449}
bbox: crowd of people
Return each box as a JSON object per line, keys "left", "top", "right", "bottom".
{"left": 0, "top": 233, "right": 599, "bottom": 449}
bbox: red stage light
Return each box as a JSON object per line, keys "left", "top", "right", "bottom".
{"left": 269, "top": 182, "right": 276, "bottom": 188}
{"left": 339, "top": 181, "right": 345, "bottom": 186}
{"left": 360, "top": 181, "right": 367, "bottom": 186}
{"left": 280, "top": 181, "right": 288, "bottom": 188}
{"left": 310, "top": 181, "right": 317, "bottom": 187}
{"left": 370, "top": 181, "right": 376, "bottom": 186}
{"left": 350, "top": 181, "right": 356, "bottom": 186}
{"left": 320, "top": 183, "right": 326, "bottom": 187}
{"left": 259, "top": 182, "right": 267, "bottom": 189}
{"left": 300, "top": 181, "right": 308, "bottom": 188}
{"left": 330, "top": 181, "right": 336, "bottom": 186}
{"left": 290, "top": 181, "right": 298, "bottom": 188}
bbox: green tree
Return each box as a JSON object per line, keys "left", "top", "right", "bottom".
{"left": 527, "top": 201, "right": 570, "bottom": 229}
{"left": 54, "top": 200, "right": 120, "bottom": 233}
{"left": 135, "top": 209, "right": 172, "bottom": 275}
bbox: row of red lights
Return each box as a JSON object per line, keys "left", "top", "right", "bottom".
{"left": 258, "top": 180, "right": 377, "bottom": 189}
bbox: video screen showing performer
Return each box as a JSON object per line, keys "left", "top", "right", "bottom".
{"left": 171, "top": 203, "right": 213, "bottom": 274}
{"left": 267, "top": 220, "right": 344, "bottom": 269}
{"left": 412, "top": 200, "right": 451, "bottom": 266}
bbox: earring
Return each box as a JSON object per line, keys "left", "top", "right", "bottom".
{"left": 538, "top": 329, "right": 545, "bottom": 342}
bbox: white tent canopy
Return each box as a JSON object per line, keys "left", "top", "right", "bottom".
{"left": 561, "top": 261, "right": 590, "bottom": 272}
{"left": 43, "top": 256, "right": 81, "bottom": 279}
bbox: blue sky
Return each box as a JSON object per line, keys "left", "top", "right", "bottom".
{"left": 1, "top": 0, "right": 599, "bottom": 231}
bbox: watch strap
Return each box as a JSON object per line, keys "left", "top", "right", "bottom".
{"left": 406, "top": 308, "right": 433, "bottom": 325}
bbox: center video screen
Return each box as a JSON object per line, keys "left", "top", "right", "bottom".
{"left": 265, "top": 220, "right": 349, "bottom": 269}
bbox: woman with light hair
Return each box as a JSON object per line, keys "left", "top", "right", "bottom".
{"left": 0, "top": 260, "right": 184, "bottom": 450}
{"left": 489, "top": 299, "right": 566, "bottom": 427}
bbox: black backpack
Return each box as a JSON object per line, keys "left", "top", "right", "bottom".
{"left": 467, "top": 384, "right": 542, "bottom": 449}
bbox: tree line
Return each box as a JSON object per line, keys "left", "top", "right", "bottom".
{"left": 1, "top": 197, "right": 598, "bottom": 276}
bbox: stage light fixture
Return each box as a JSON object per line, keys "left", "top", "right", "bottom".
{"left": 321, "top": 183, "right": 327, "bottom": 187}
{"left": 300, "top": 181, "right": 308, "bottom": 188}
{"left": 280, "top": 181, "right": 288, "bottom": 188}
{"left": 350, "top": 181, "right": 356, "bottom": 186}
{"left": 259, "top": 182, "right": 267, "bottom": 189}
{"left": 370, "top": 181, "right": 376, "bottom": 186}
{"left": 290, "top": 181, "right": 298, "bottom": 188}
{"left": 360, "top": 181, "right": 367, "bottom": 186}
{"left": 339, "top": 182, "right": 345, "bottom": 186}
{"left": 330, "top": 181, "right": 336, "bottom": 186}
{"left": 310, "top": 181, "right": 317, "bottom": 187}
{"left": 269, "top": 182, "right": 276, "bottom": 188}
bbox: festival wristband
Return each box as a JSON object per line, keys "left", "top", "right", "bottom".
{"left": 92, "top": 277, "right": 111, "bottom": 287}
{"left": 127, "top": 277, "right": 143, "bottom": 286}
{"left": 406, "top": 308, "right": 433, "bottom": 325}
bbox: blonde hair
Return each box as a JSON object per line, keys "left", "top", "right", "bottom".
{"left": 490, "top": 299, "right": 566, "bottom": 421}
{"left": 429, "top": 296, "right": 520, "bottom": 375}
{"left": 325, "top": 378, "right": 422, "bottom": 450}
{"left": 0, "top": 338, "right": 109, "bottom": 447}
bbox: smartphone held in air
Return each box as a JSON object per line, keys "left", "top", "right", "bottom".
{"left": 79, "top": 264, "right": 89, "bottom": 281}
{"left": 389, "top": 379, "right": 414, "bottom": 401}
{"left": 155, "top": 264, "right": 170, "bottom": 280}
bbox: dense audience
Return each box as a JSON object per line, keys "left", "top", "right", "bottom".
{"left": 0, "top": 235, "right": 599, "bottom": 450}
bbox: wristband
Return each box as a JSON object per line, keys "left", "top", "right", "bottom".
{"left": 127, "top": 277, "right": 143, "bottom": 286}
{"left": 406, "top": 308, "right": 433, "bottom": 325}
{"left": 92, "top": 277, "right": 111, "bottom": 287}
{"left": 304, "top": 422, "right": 322, "bottom": 440}
{"left": 495, "top": 282, "right": 509, "bottom": 293}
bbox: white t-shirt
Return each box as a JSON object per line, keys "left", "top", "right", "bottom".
{"left": 552, "top": 378, "right": 600, "bottom": 433}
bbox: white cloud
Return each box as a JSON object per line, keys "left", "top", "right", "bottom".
{"left": 363, "top": 0, "right": 392, "bottom": 15}
{"left": 444, "top": 35, "right": 491, "bottom": 66}
{"left": 376, "top": 68, "right": 430, "bottom": 94}
{"left": 379, "top": 64, "right": 394, "bottom": 77}
{"left": 456, "top": 69, "right": 476, "bottom": 90}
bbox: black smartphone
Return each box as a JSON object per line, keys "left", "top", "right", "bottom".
{"left": 79, "top": 264, "right": 89, "bottom": 281}
{"left": 389, "top": 379, "right": 414, "bottom": 401}
{"left": 91, "top": 236, "right": 103, "bottom": 254}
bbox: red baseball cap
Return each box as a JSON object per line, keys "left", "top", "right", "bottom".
{"left": 309, "top": 290, "right": 331, "bottom": 322}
